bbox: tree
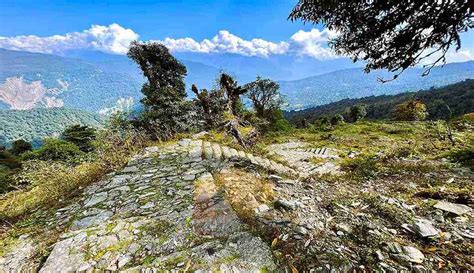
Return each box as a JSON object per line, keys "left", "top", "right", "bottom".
{"left": 347, "top": 105, "right": 367, "bottom": 123}
{"left": 127, "top": 41, "right": 191, "bottom": 140}
{"left": 428, "top": 99, "right": 452, "bottom": 120}
{"left": 330, "top": 114, "right": 345, "bottom": 126}
{"left": 191, "top": 84, "right": 227, "bottom": 130}
{"left": 244, "top": 77, "right": 285, "bottom": 120}
{"left": 393, "top": 100, "right": 428, "bottom": 121}
{"left": 219, "top": 73, "right": 248, "bottom": 117}
{"left": 61, "top": 125, "right": 96, "bottom": 152}
{"left": 9, "top": 139, "right": 32, "bottom": 156}
{"left": 289, "top": 1, "right": 474, "bottom": 80}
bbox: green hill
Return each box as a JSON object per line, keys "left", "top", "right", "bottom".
{"left": 285, "top": 79, "right": 474, "bottom": 124}
{"left": 0, "top": 108, "right": 103, "bottom": 147}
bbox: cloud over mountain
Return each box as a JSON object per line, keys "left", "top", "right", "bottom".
{"left": 0, "top": 24, "right": 338, "bottom": 59}
{"left": 0, "top": 24, "right": 138, "bottom": 55}
{"left": 0, "top": 23, "right": 472, "bottom": 63}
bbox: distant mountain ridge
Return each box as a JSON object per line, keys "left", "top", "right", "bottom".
{"left": 1, "top": 48, "right": 473, "bottom": 112}
{"left": 285, "top": 79, "right": 474, "bottom": 123}
{"left": 279, "top": 61, "right": 474, "bottom": 110}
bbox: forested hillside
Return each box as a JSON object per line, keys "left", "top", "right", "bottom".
{"left": 0, "top": 108, "right": 103, "bottom": 147}
{"left": 286, "top": 79, "right": 474, "bottom": 123}
{"left": 279, "top": 62, "right": 474, "bottom": 110}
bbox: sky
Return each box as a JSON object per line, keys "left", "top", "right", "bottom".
{"left": 0, "top": 0, "right": 473, "bottom": 63}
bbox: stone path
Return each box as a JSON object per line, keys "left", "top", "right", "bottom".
{"left": 266, "top": 141, "right": 341, "bottom": 177}
{"left": 1, "top": 140, "right": 277, "bottom": 272}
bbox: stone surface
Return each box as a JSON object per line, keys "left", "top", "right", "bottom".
{"left": 434, "top": 201, "right": 472, "bottom": 216}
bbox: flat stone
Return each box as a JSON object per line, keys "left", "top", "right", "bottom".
{"left": 122, "top": 166, "right": 139, "bottom": 173}
{"left": 434, "top": 201, "right": 472, "bottom": 216}
{"left": 84, "top": 192, "right": 108, "bottom": 207}
{"left": 274, "top": 199, "right": 297, "bottom": 211}
{"left": 405, "top": 218, "right": 439, "bottom": 238}
{"left": 403, "top": 246, "right": 425, "bottom": 264}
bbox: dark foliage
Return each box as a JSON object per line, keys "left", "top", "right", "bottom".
{"left": 22, "top": 138, "right": 84, "bottom": 162}
{"left": 191, "top": 84, "right": 227, "bottom": 130}
{"left": 62, "top": 125, "right": 96, "bottom": 152}
{"left": 219, "top": 73, "right": 248, "bottom": 117}
{"left": 9, "top": 139, "right": 33, "bottom": 156}
{"left": 127, "top": 41, "right": 192, "bottom": 140}
{"left": 330, "top": 114, "right": 345, "bottom": 126}
{"left": 286, "top": 80, "right": 474, "bottom": 125}
{"left": 244, "top": 77, "right": 285, "bottom": 120}
{"left": 347, "top": 105, "right": 367, "bottom": 123}
{"left": 289, "top": 0, "right": 474, "bottom": 79}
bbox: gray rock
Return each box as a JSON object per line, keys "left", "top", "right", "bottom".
{"left": 405, "top": 218, "right": 440, "bottom": 238}
{"left": 274, "top": 199, "right": 297, "bottom": 211}
{"left": 84, "top": 192, "right": 108, "bottom": 207}
{"left": 402, "top": 246, "right": 425, "bottom": 264}
{"left": 434, "top": 201, "right": 472, "bottom": 216}
{"left": 122, "top": 166, "right": 139, "bottom": 173}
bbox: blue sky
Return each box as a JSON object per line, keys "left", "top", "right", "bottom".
{"left": 0, "top": 0, "right": 472, "bottom": 63}
{"left": 0, "top": 0, "right": 313, "bottom": 41}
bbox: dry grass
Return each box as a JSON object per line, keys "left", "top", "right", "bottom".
{"left": 215, "top": 169, "right": 275, "bottom": 219}
{"left": 0, "top": 127, "right": 149, "bottom": 220}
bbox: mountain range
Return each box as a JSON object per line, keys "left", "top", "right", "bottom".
{"left": 1, "top": 48, "right": 473, "bottom": 112}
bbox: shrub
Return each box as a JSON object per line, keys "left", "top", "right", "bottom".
{"left": 22, "top": 138, "right": 84, "bottom": 163}
{"left": 444, "top": 147, "right": 474, "bottom": 170}
{"left": 61, "top": 125, "right": 96, "bottom": 152}
{"left": 393, "top": 100, "right": 428, "bottom": 121}
{"left": 0, "top": 150, "right": 22, "bottom": 170}
{"left": 346, "top": 105, "right": 367, "bottom": 122}
{"left": 9, "top": 139, "right": 33, "bottom": 156}
{"left": 330, "top": 114, "right": 345, "bottom": 125}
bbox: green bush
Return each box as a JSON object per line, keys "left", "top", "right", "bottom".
{"left": 22, "top": 138, "right": 84, "bottom": 163}
{"left": 9, "top": 139, "right": 33, "bottom": 156}
{"left": 270, "top": 118, "right": 293, "bottom": 132}
{"left": 444, "top": 147, "right": 474, "bottom": 170}
{"left": 61, "top": 125, "right": 96, "bottom": 152}
{"left": 0, "top": 150, "right": 22, "bottom": 170}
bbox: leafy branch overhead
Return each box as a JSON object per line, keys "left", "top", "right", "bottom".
{"left": 289, "top": 0, "right": 474, "bottom": 80}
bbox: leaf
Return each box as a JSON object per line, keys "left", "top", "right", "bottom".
{"left": 271, "top": 237, "right": 278, "bottom": 247}
{"left": 290, "top": 264, "right": 299, "bottom": 273}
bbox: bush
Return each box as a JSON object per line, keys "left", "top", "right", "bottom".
{"left": 393, "top": 100, "right": 428, "bottom": 121}
{"left": 270, "top": 119, "right": 293, "bottom": 132}
{"left": 330, "top": 114, "right": 345, "bottom": 125}
{"left": 444, "top": 148, "right": 474, "bottom": 170}
{"left": 0, "top": 150, "right": 22, "bottom": 170}
{"left": 22, "top": 138, "right": 84, "bottom": 163}
{"left": 61, "top": 125, "right": 96, "bottom": 152}
{"left": 9, "top": 139, "right": 33, "bottom": 156}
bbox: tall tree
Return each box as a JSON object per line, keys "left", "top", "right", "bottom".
{"left": 127, "top": 41, "right": 190, "bottom": 140}
{"left": 244, "top": 77, "right": 285, "bottom": 120}
{"left": 289, "top": 1, "right": 474, "bottom": 80}
{"left": 219, "top": 73, "right": 248, "bottom": 117}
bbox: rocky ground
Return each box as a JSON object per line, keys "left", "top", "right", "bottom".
{"left": 1, "top": 134, "right": 473, "bottom": 272}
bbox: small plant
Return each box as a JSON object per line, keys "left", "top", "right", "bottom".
{"left": 22, "top": 138, "right": 84, "bottom": 163}
{"left": 444, "top": 147, "right": 474, "bottom": 170}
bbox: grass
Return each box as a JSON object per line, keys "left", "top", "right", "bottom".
{"left": 0, "top": 127, "right": 148, "bottom": 220}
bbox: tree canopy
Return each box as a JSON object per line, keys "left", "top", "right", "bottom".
{"left": 289, "top": 1, "right": 474, "bottom": 80}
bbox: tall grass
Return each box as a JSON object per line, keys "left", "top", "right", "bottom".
{"left": 0, "top": 121, "right": 149, "bottom": 220}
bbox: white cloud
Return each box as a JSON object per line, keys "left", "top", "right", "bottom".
{"left": 159, "top": 30, "right": 290, "bottom": 57}
{"left": 0, "top": 24, "right": 339, "bottom": 59}
{"left": 0, "top": 23, "right": 138, "bottom": 54}
{"left": 289, "top": 28, "right": 339, "bottom": 59}
{"left": 419, "top": 48, "right": 474, "bottom": 66}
